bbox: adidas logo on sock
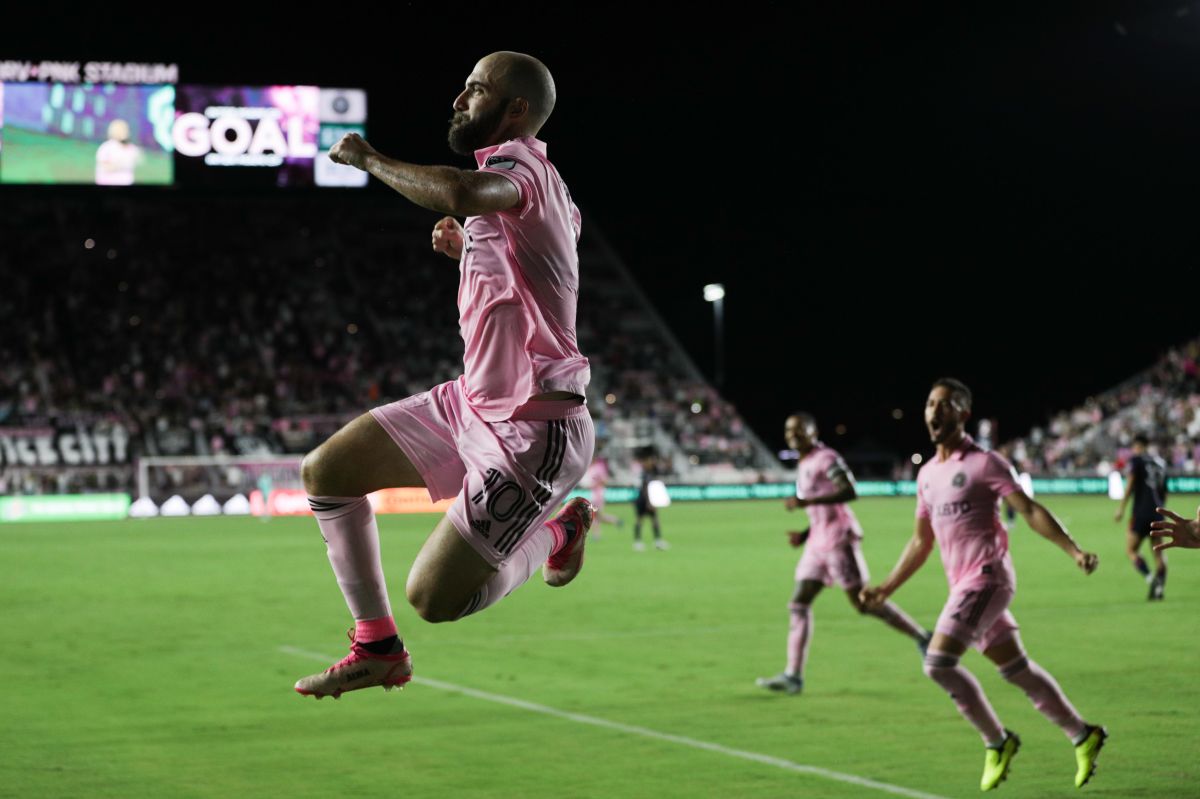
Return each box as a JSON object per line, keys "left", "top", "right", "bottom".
{"left": 471, "top": 519, "right": 492, "bottom": 537}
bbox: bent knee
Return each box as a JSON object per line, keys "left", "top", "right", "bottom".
{"left": 923, "top": 651, "right": 959, "bottom": 680}
{"left": 405, "top": 581, "right": 460, "bottom": 624}
{"left": 300, "top": 449, "right": 326, "bottom": 495}
{"left": 411, "top": 601, "right": 458, "bottom": 624}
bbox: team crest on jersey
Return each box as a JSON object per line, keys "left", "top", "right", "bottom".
{"left": 952, "top": 472, "right": 967, "bottom": 488}
{"left": 484, "top": 155, "right": 517, "bottom": 169}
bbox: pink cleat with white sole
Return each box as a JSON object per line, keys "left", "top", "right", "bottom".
{"left": 543, "top": 498, "right": 596, "bottom": 588}
{"left": 294, "top": 632, "right": 412, "bottom": 700}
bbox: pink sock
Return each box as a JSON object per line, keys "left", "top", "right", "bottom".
{"left": 999, "top": 656, "right": 1087, "bottom": 740}
{"left": 457, "top": 523, "right": 556, "bottom": 619}
{"left": 545, "top": 519, "right": 567, "bottom": 556}
{"left": 925, "top": 650, "right": 1005, "bottom": 744}
{"left": 308, "top": 495, "right": 392, "bottom": 621}
{"left": 355, "top": 616, "right": 397, "bottom": 644}
{"left": 786, "top": 603, "right": 812, "bottom": 677}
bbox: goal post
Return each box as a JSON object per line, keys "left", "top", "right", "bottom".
{"left": 136, "top": 454, "right": 304, "bottom": 503}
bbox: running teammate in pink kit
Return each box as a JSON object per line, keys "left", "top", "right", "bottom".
{"left": 861, "top": 379, "right": 1107, "bottom": 791}
{"left": 293, "top": 51, "right": 596, "bottom": 699}
{"left": 585, "top": 452, "right": 622, "bottom": 533}
{"left": 756, "top": 413, "right": 930, "bottom": 695}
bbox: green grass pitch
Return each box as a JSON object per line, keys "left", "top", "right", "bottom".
{"left": 2, "top": 496, "right": 1196, "bottom": 798}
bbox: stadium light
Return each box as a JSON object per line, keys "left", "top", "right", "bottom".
{"left": 703, "top": 283, "right": 725, "bottom": 387}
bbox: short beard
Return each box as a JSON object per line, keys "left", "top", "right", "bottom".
{"left": 447, "top": 99, "right": 510, "bottom": 156}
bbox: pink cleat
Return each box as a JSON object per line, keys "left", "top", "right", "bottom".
{"left": 543, "top": 498, "right": 596, "bottom": 588}
{"left": 294, "top": 631, "right": 412, "bottom": 700}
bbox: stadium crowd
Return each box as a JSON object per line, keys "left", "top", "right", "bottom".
{"left": 3, "top": 193, "right": 773, "bottom": 496}
{"left": 1006, "top": 337, "right": 1200, "bottom": 476}
{"left": 12, "top": 194, "right": 1193, "bottom": 497}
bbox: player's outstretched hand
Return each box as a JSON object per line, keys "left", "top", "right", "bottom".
{"left": 787, "top": 529, "right": 810, "bottom": 548}
{"left": 1112, "top": 509, "right": 1124, "bottom": 523}
{"left": 858, "top": 585, "right": 890, "bottom": 610}
{"left": 329, "top": 132, "right": 378, "bottom": 171}
{"left": 432, "top": 216, "right": 465, "bottom": 260}
{"left": 1074, "top": 550, "right": 1099, "bottom": 574}
{"left": 1149, "top": 505, "right": 1200, "bottom": 551}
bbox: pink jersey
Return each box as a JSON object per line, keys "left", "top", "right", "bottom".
{"left": 459, "top": 136, "right": 590, "bottom": 422}
{"left": 796, "top": 443, "right": 862, "bottom": 552}
{"left": 916, "top": 434, "right": 1021, "bottom": 590}
{"left": 586, "top": 458, "right": 609, "bottom": 487}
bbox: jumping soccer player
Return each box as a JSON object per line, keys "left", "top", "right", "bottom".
{"left": 756, "top": 413, "right": 930, "bottom": 696}
{"left": 861, "top": 378, "right": 1106, "bottom": 791}
{"left": 293, "top": 51, "right": 595, "bottom": 699}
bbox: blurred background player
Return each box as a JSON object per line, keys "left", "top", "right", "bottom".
{"left": 632, "top": 449, "right": 668, "bottom": 551}
{"left": 585, "top": 450, "right": 622, "bottom": 536}
{"left": 1114, "top": 433, "right": 1169, "bottom": 599}
{"left": 862, "top": 378, "right": 1105, "bottom": 791}
{"left": 756, "top": 413, "right": 930, "bottom": 696}
{"left": 95, "top": 119, "right": 142, "bottom": 186}
{"left": 257, "top": 470, "right": 274, "bottom": 523}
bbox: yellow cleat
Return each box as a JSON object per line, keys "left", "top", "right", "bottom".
{"left": 981, "top": 730, "right": 1020, "bottom": 791}
{"left": 1074, "top": 725, "right": 1108, "bottom": 788}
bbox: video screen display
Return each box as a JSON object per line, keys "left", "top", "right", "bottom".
{"left": 174, "top": 85, "right": 367, "bottom": 187}
{"left": 0, "top": 82, "right": 174, "bottom": 184}
{"left": 0, "top": 83, "right": 366, "bottom": 188}
{"left": 174, "top": 85, "right": 316, "bottom": 187}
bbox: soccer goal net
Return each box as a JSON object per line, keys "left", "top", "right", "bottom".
{"left": 134, "top": 454, "right": 304, "bottom": 515}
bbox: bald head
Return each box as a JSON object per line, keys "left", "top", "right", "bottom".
{"left": 479, "top": 51, "right": 556, "bottom": 134}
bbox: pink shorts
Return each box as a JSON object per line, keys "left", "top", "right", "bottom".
{"left": 795, "top": 538, "right": 869, "bottom": 589}
{"left": 370, "top": 377, "right": 595, "bottom": 569}
{"left": 934, "top": 583, "right": 1019, "bottom": 653}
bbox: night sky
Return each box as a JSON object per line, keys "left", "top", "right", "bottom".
{"left": 24, "top": 3, "right": 1200, "bottom": 460}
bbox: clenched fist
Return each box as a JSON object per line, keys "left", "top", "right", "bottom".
{"left": 432, "top": 216, "right": 465, "bottom": 260}
{"left": 329, "top": 133, "right": 378, "bottom": 171}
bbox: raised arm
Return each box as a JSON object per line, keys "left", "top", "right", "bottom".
{"left": 1005, "top": 490, "right": 1098, "bottom": 574}
{"left": 329, "top": 133, "right": 519, "bottom": 217}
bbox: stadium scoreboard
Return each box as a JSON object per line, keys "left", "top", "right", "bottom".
{"left": 0, "top": 59, "right": 367, "bottom": 187}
